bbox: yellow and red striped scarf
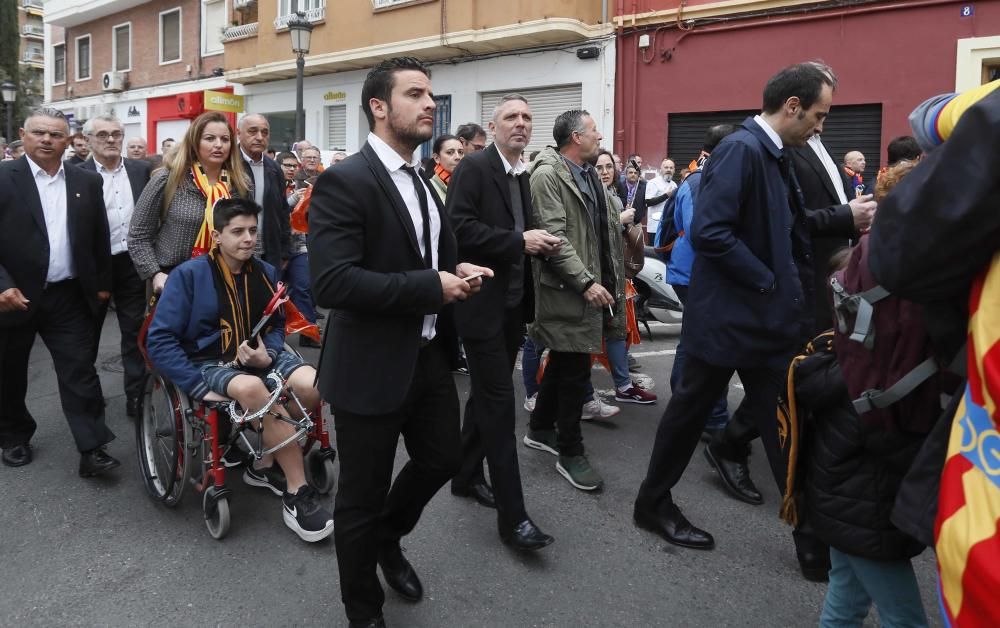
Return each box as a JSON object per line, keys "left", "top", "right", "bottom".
{"left": 190, "top": 164, "right": 232, "bottom": 258}
{"left": 935, "top": 253, "right": 1000, "bottom": 627}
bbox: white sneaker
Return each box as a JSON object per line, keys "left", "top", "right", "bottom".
{"left": 523, "top": 393, "right": 538, "bottom": 413}
{"left": 581, "top": 397, "right": 620, "bottom": 421}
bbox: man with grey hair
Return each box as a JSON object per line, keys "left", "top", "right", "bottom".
{"left": 524, "top": 109, "right": 617, "bottom": 492}
{"left": 126, "top": 136, "right": 147, "bottom": 160}
{"left": 0, "top": 107, "right": 117, "bottom": 475}
{"left": 237, "top": 113, "right": 291, "bottom": 273}
{"left": 78, "top": 113, "right": 151, "bottom": 418}
{"left": 448, "top": 94, "right": 559, "bottom": 549}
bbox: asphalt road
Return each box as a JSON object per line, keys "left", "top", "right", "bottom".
{"left": 0, "top": 316, "right": 943, "bottom": 627}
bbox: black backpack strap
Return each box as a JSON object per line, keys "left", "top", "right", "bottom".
{"left": 852, "top": 356, "right": 940, "bottom": 414}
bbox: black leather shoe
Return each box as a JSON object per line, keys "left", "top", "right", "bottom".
{"left": 451, "top": 480, "right": 496, "bottom": 508}
{"left": 125, "top": 396, "right": 140, "bottom": 418}
{"left": 349, "top": 618, "right": 386, "bottom": 628}
{"left": 79, "top": 448, "right": 121, "bottom": 478}
{"left": 2, "top": 443, "right": 32, "bottom": 467}
{"left": 499, "top": 518, "right": 554, "bottom": 551}
{"left": 704, "top": 445, "right": 763, "bottom": 505}
{"left": 377, "top": 543, "right": 422, "bottom": 602}
{"left": 633, "top": 502, "right": 715, "bottom": 549}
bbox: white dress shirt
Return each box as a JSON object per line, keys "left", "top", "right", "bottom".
{"left": 367, "top": 132, "right": 441, "bottom": 340}
{"left": 496, "top": 146, "right": 527, "bottom": 176}
{"left": 753, "top": 114, "right": 784, "bottom": 151}
{"left": 26, "top": 155, "right": 75, "bottom": 282}
{"left": 807, "top": 135, "right": 849, "bottom": 204}
{"left": 645, "top": 175, "right": 677, "bottom": 234}
{"left": 95, "top": 157, "right": 136, "bottom": 255}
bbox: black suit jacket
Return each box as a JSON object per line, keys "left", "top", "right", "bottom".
{"left": 448, "top": 144, "right": 534, "bottom": 339}
{"left": 0, "top": 156, "right": 112, "bottom": 327}
{"left": 309, "top": 142, "right": 459, "bottom": 415}
{"left": 616, "top": 178, "right": 648, "bottom": 225}
{"left": 77, "top": 156, "right": 152, "bottom": 207}
{"left": 789, "top": 143, "right": 859, "bottom": 333}
{"left": 242, "top": 153, "right": 292, "bottom": 268}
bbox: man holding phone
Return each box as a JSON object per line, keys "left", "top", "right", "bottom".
{"left": 448, "top": 94, "right": 559, "bottom": 551}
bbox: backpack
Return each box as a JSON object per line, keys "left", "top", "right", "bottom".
{"left": 653, "top": 193, "right": 680, "bottom": 261}
{"left": 829, "top": 235, "right": 947, "bottom": 433}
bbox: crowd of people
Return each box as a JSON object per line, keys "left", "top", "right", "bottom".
{"left": 1, "top": 54, "right": 997, "bottom": 628}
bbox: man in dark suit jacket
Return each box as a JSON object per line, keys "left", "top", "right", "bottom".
{"left": 447, "top": 94, "right": 559, "bottom": 551}
{"left": 790, "top": 135, "right": 874, "bottom": 332}
{"left": 78, "top": 114, "right": 152, "bottom": 418}
{"left": 0, "top": 108, "right": 117, "bottom": 476}
{"left": 634, "top": 63, "right": 839, "bottom": 551}
{"left": 308, "top": 57, "right": 491, "bottom": 628}
{"left": 237, "top": 114, "right": 291, "bottom": 271}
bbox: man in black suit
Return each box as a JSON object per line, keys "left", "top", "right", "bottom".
{"left": 447, "top": 94, "right": 559, "bottom": 550}
{"left": 0, "top": 107, "right": 117, "bottom": 476}
{"left": 78, "top": 114, "right": 152, "bottom": 418}
{"left": 309, "top": 57, "right": 492, "bottom": 628}
{"left": 237, "top": 114, "right": 291, "bottom": 271}
{"left": 790, "top": 135, "right": 874, "bottom": 333}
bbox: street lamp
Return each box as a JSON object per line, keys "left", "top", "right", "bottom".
{"left": 287, "top": 11, "right": 313, "bottom": 144}
{"left": 0, "top": 81, "right": 16, "bottom": 146}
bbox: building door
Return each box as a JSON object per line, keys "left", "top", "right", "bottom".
{"left": 480, "top": 84, "right": 582, "bottom": 156}
{"left": 155, "top": 119, "right": 191, "bottom": 154}
{"left": 419, "top": 95, "right": 452, "bottom": 161}
{"left": 666, "top": 104, "right": 883, "bottom": 179}
{"left": 325, "top": 104, "right": 347, "bottom": 150}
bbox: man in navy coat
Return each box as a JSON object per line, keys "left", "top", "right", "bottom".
{"left": 633, "top": 62, "right": 839, "bottom": 549}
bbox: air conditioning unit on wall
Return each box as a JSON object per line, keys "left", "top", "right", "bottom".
{"left": 102, "top": 71, "right": 124, "bottom": 93}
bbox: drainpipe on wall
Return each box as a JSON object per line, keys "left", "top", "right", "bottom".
{"left": 602, "top": 0, "right": 608, "bottom": 23}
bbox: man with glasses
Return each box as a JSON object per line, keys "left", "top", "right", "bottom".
{"left": 0, "top": 107, "right": 116, "bottom": 475}
{"left": 456, "top": 122, "right": 487, "bottom": 153}
{"left": 77, "top": 114, "right": 151, "bottom": 418}
{"left": 279, "top": 150, "right": 321, "bottom": 348}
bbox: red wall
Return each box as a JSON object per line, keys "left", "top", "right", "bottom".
{"left": 614, "top": 0, "right": 1000, "bottom": 162}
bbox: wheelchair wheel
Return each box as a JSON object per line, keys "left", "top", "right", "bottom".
{"left": 305, "top": 449, "right": 337, "bottom": 495}
{"left": 203, "top": 489, "right": 231, "bottom": 540}
{"left": 135, "top": 373, "right": 191, "bottom": 507}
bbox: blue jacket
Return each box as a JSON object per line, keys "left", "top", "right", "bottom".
{"left": 146, "top": 254, "right": 285, "bottom": 399}
{"left": 665, "top": 170, "right": 702, "bottom": 286}
{"left": 682, "top": 117, "right": 813, "bottom": 369}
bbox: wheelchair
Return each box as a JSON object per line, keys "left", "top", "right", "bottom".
{"left": 134, "top": 346, "right": 336, "bottom": 540}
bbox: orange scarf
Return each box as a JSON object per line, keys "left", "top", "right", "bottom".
{"left": 190, "top": 164, "right": 232, "bottom": 258}
{"left": 434, "top": 163, "right": 451, "bottom": 187}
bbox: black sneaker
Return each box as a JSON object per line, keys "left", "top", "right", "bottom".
{"left": 243, "top": 465, "right": 288, "bottom": 496}
{"left": 282, "top": 486, "right": 334, "bottom": 542}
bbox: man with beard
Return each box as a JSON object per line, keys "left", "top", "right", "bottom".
{"left": 447, "top": 93, "right": 559, "bottom": 549}
{"left": 308, "top": 57, "right": 492, "bottom": 628}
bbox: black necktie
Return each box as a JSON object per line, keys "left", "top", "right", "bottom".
{"left": 402, "top": 165, "right": 433, "bottom": 268}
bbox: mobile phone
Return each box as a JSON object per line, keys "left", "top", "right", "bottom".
{"left": 463, "top": 271, "right": 485, "bottom": 282}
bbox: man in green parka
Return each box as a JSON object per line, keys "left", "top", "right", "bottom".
{"left": 523, "top": 110, "right": 625, "bottom": 492}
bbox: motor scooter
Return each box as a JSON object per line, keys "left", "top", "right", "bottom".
{"left": 632, "top": 246, "right": 683, "bottom": 336}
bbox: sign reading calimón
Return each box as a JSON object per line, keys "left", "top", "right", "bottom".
{"left": 204, "top": 90, "right": 245, "bottom": 113}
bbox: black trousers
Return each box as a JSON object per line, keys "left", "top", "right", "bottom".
{"left": 92, "top": 252, "right": 147, "bottom": 401}
{"left": 331, "top": 337, "right": 461, "bottom": 623}
{"left": 530, "top": 350, "right": 591, "bottom": 457}
{"left": 453, "top": 308, "right": 528, "bottom": 525}
{"left": 0, "top": 279, "right": 114, "bottom": 453}
{"left": 636, "top": 351, "right": 786, "bottom": 512}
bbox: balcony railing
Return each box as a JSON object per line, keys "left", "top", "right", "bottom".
{"left": 22, "top": 51, "right": 44, "bottom": 63}
{"left": 233, "top": 0, "right": 256, "bottom": 8}
{"left": 22, "top": 24, "right": 44, "bottom": 37}
{"left": 274, "top": 6, "right": 325, "bottom": 29}
{"left": 223, "top": 22, "right": 259, "bottom": 42}
{"left": 22, "top": 0, "right": 44, "bottom": 10}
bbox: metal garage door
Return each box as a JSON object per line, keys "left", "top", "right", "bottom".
{"left": 325, "top": 105, "right": 346, "bottom": 150}
{"left": 480, "top": 84, "right": 583, "bottom": 155}
{"left": 667, "top": 104, "right": 883, "bottom": 179}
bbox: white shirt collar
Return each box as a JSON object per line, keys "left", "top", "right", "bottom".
{"left": 26, "top": 155, "right": 65, "bottom": 179}
{"left": 753, "top": 114, "right": 784, "bottom": 151}
{"left": 494, "top": 144, "right": 527, "bottom": 176}
{"left": 95, "top": 157, "right": 125, "bottom": 173}
{"left": 368, "top": 132, "right": 420, "bottom": 172}
{"left": 240, "top": 146, "right": 264, "bottom": 165}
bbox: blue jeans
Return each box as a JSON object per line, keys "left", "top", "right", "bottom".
{"left": 819, "top": 548, "right": 928, "bottom": 628}
{"left": 606, "top": 336, "right": 631, "bottom": 390}
{"left": 671, "top": 285, "right": 729, "bottom": 429}
{"left": 282, "top": 252, "right": 316, "bottom": 323}
{"left": 522, "top": 336, "right": 596, "bottom": 401}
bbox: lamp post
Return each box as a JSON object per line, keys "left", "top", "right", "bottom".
{"left": 0, "top": 81, "right": 16, "bottom": 146}
{"left": 287, "top": 11, "right": 313, "bottom": 143}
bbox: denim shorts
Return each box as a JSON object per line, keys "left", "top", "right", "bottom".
{"left": 198, "top": 350, "right": 307, "bottom": 397}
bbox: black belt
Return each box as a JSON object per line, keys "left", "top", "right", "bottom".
{"left": 43, "top": 277, "right": 77, "bottom": 290}
{"left": 418, "top": 336, "right": 433, "bottom": 348}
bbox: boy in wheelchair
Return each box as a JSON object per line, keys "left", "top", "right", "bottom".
{"left": 145, "top": 197, "right": 333, "bottom": 543}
